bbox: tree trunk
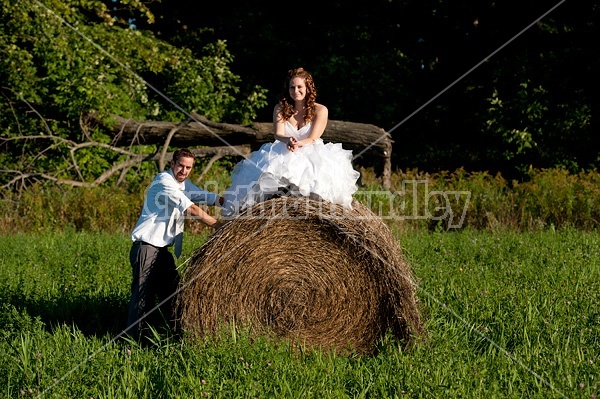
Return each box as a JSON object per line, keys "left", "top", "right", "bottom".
{"left": 98, "top": 114, "right": 392, "bottom": 188}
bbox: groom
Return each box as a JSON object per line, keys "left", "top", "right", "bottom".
{"left": 127, "top": 148, "right": 224, "bottom": 339}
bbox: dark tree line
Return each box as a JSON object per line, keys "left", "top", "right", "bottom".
{"left": 129, "top": 0, "right": 598, "bottom": 178}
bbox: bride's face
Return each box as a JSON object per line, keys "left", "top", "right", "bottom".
{"left": 288, "top": 77, "right": 306, "bottom": 102}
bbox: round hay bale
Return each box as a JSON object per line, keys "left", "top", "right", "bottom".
{"left": 178, "top": 196, "right": 424, "bottom": 355}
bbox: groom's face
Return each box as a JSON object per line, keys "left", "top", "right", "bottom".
{"left": 172, "top": 156, "right": 194, "bottom": 183}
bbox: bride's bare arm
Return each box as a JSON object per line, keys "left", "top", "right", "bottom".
{"left": 273, "top": 105, "right": 288, "bottom": 142}
{"left": 295, "top": 104, "right": 328, "bottom": 147}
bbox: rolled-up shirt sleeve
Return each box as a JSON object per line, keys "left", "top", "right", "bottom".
{"left": 185, "top": 180, "right": 218, "bottom": 206}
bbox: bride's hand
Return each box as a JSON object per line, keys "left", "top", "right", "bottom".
{"left": 287, "top": 137, "right": 298, "bottom": 152}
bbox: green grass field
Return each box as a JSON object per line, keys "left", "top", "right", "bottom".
{"left": 0, "top": 228, "right": 598, "bottom": 398}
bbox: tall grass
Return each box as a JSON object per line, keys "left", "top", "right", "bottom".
{"left": 0, "top": 229, "right": 598, "bottom": 398}
{"left": 0, "top": 167, "right": 597, "bottom": 234}
{"left": 360, "top": 167, "right": 599, "bottom": 231}
{"left": 0, "top": 158, "right": 235, "bottom": 236}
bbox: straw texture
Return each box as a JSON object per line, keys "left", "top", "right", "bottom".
{"left": 178, "top": 197, "right": 424, "bottom": 355}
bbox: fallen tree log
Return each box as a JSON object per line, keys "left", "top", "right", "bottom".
{"left": 96, "top": 114, "right": 393, "bottom": 188}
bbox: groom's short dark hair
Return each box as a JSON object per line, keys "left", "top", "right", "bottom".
{"left": 173, "top": 148, "right": 195, "bottom": 163}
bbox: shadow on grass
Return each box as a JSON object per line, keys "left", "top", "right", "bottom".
{"left": 4, "top": 292, "right": 129, "bottom": 337}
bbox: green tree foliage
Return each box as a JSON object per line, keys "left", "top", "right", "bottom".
{"left": 1, "top": 0, "right": 597, "bottom": 187}
{"left": 0, "top": 0, "right": 268, "bottom": 188}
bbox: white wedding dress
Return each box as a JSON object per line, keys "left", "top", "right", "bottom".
{"left": 221, "top": 121, "right": 360, "bottom": 218}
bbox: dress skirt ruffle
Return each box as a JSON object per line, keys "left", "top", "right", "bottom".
{"left": 222, "top": 124, "right": 360, "bottom": 218}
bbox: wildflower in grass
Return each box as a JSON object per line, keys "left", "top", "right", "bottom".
{"left": 580, "top": 383, "right": 585, "bottom": 388}
{"left": 201, "top": 379, "right": 206, "bottom": 385}
{"left": 126, "top": 349, "right": 131, "bottom": 355}
{"left": 20, "top": 390, "right": 25, "bottom": 395}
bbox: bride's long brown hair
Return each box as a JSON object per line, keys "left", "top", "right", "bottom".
{"left": 277, "top": 68, "right": 318, "bottom": 122}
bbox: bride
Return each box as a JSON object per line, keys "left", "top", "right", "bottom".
{"left": 221, "top": 67, "right": 360, "bottom": 218}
